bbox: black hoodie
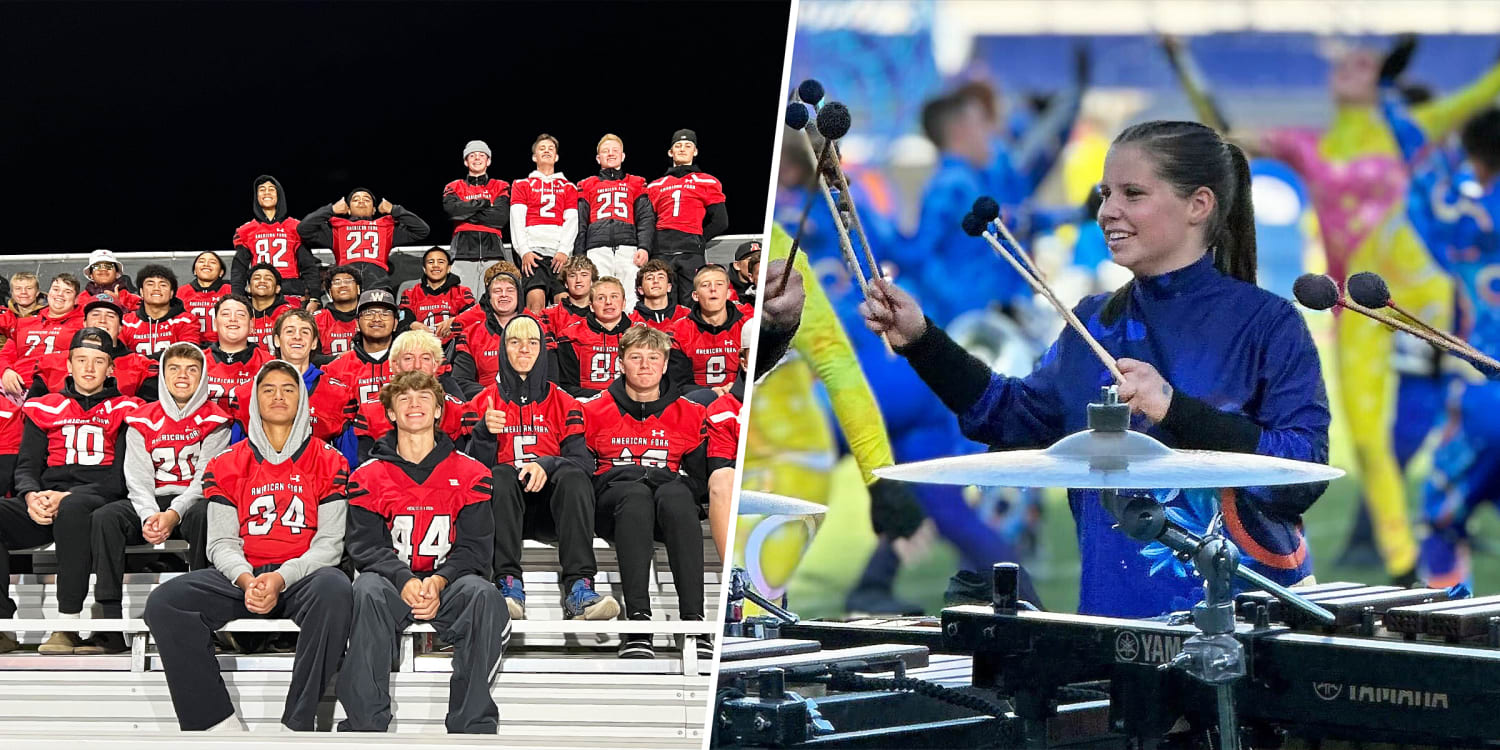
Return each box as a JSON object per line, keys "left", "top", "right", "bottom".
{"left": 232, "top": 175, "right": 323, "bottom": 299}
{"left": 466, "top": 318, "right": 592, "bottom": 477}
{"left": 16, "top": 377, "right": 137, "bottom": 498}
{"left": 345, "top": 432, "right": 495, "bottom": 589}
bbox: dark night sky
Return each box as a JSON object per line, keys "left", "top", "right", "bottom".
{"left": 1, "top": 1, "right": 791, "bottom": 252}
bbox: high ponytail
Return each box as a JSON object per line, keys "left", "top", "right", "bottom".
{"left": 1100, "top": 121, "right": 1254, "bottom": 325}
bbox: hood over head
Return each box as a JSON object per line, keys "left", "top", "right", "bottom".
{"left": 245, "top": 359, "right": 313, "bottom": 465}
{"left": 253, "top": 175, "right": 290, "bottom": 223}
{"left": 494, "top": 316, "right": 553, "bottom": 405}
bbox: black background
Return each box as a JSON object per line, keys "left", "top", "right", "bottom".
{"left": 1, "top": 1, "right": 790, "bottom": 252}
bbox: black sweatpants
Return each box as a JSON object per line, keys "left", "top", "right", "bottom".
{"left": 658, "top": 251, "right": 707, "bottom": 308}
{"left": 0, "top": 487, "right": 117, "bottom": 616}
{"left": 594, "top": 480, "right": 704, "bottom": 620}
{"left": 91, "top": 497, "right": 209, "bottom": 619}
{"left": 144, "top": 566, "right": 352, "bottom": 731}
{"left": 337, "top": 573, "right": 510, "bottom": 733}
{"left": 491, "top": 464, "right": 597, "bottom": 591}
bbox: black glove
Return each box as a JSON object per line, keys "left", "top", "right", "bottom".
{"left": 868, "top": 478, "right": 925, "bottom": 539}
{"left": 1379, "top": 33, "right": 1419, "bottom": 83}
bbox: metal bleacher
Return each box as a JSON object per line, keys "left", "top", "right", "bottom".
{"left": 0, "top": 238, "right": 753, "bottom": 746}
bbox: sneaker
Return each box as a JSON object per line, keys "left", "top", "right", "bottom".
{"left": 695, "top": 632, "right": 715, "bottom": 662}
{"left": 619, "top": 614, "right": 655, "bottom": 659}
{"left": 0, "top": 632, "right": 17, "bottom": 654}
{"left": 563, "top": 579, "right": 621, "bottom": 621}
{"left": 74, "top": 632, "right": 128, "bottom": 655}
{"left": 38, "top": 631, "right": 81, "bottom": 655}
{"left": 496, "top": 576, "right": 526, "bottom": 620}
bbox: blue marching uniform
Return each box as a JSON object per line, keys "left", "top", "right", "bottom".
{"left": 900, "top": 252, "right": 1331, "bottom": 617}
{"left": 1386, "top": 94, "right": 1500, "bottom": 587}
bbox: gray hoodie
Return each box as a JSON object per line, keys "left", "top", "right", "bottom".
{"left": 207, "top": 360, "right": 347, "bottom": 588}
{"left": 122, "top": 364, "right": 233, "bottom": 524}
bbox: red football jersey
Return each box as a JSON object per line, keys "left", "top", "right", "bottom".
{"left": 249, "top": 300, "right": 298, "bottom": 352}
{"left": 646, "top": 172, "right": 725, "bottom": 235}
{"left": 322, "top": 350, "right": 391, "bottom": 405}
{"left": 353, "top": 392, "right": 470, "bottom": 444}
{"left": 313, "top": 307, "right": 360, "bottom": 356}
{"left": 544, "top": 302, "right": 588, "bottom": 337}
{"left": 443, "top": 177, "right": 510, "bottom": 236}
{"left": 177, "top": 282, "right": 230, "bottom": 343}
{"left": 0, "top": 307, "right": 84, "bottom": 380}
{"left": 234, "top": 218, "right": 304, "bottom": 281}
{"left": 629, "top": 303, "right": 690, "bottom": 333}
{"left": 203, "top": 437, "right": 348, "bottom": 568}
{"left": 347, "top": 450, "right": 491, "bottom": 573}
{"left": 203, "top": 346, "right": 271, "bottom": 414}
{"left": 330, "top": 215, "right": 398, "bottom": 270}
{"left": 401, "top": 281, "right": 475, "bottom": 331}
{"left": 512, "top": 174, "right": 578, "bottom": 229}
{"left": 578, "top": 174, "right": 649, "bottom": 226}
{"left": 123, "top": 400, "right": 233, "bottom": 491}
{"left": 0, "top": 399, "right": 23, "bottom": 453}
{"left": 706, "top": 390, "right": 742, "bottom": 464}
{"left": 670, "top": 312, "right": 749, "bottom": 387}
{"left": 121, "top": 308, "right": 201, "bottom": 356}
{"left": 582, "top": 391, "right": 706, "bottom": 475}
{"left": 22, "top": 392, "right": 141, "bottom": 468}
{"left": 231, "top": 374, "right": 353, "bottom": 443}
{"left": 467, "top": 384, "right": 584, "bottom": 467}
{"left": 34, "top": 350, "right": 156, "bottom": 397}
{"left": 552, "top": 316, "right": 629, "bottom": 391}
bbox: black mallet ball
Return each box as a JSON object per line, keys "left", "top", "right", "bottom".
{"left": 798, "top": 79, "right": 825, "bottom": 105}
{"left": 816, "top": 102, "right": 852, "bottom": 140}
{"left": 785, "top": 102, "right": 810, "bottom": 130}
{"left": 960, "top": 213, "right": 986, "bottom": 237}
{"left": 1346, "top": 272, "right": 1392, "bottom": 309}
{"left": 971, "top": 196, "right": 1001, "bottom": 223}
{"left": 1292, "top": 273, "right": 1340, "bottom": 311}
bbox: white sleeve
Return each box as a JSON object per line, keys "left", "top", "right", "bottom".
{"left": 560, "top": 207, "right": 579, "bottom": 254}
{"left": 123, "top": 428, "right": 159, "bottom": 525}
{"left": 168, "top": 425, "right": 231, "bottom": 519}
{"left": 509, "top": 203, "right": 530, "bottom": 254}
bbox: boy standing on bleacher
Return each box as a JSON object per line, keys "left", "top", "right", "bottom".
{"left": 0, "top": 327, "right": 141, "bottom": 655}
{"left": 144, "top": 360, "right": 352, "bottom": 732}
{"left": 81, "top": 343, "right": 232, "bottom": 654}
{"left": 339, "top": 370, "right": 508, "bottom": 734}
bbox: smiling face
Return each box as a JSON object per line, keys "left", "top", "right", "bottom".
{"left": 565, "top": 268, "right": 595, "bottom": 299}
{"left": 256, "top": 369, "right": 299, "bottom": 427}
{"left": 358, "top": 306, "right": 395, "bottom": 341}
{"left": 89, "top": 263, "right": 118, "bottom": 287}
{"left": 85, "top": 307, "right": 121, "bottom": 340}
{"left": 387, "top": 388, "right": 439, "bottom": 434}
{"left": 274, "top": 317, "right": 316, "bottom": 366}
{"left": 194, "top": 253, "right": 223, "bottom": 284}
{"left": 465, "top": 151, "right": 490, "bottom": 175}
{"left": 597, "top": 139, "right": 624, "bottom": 169}
{"left": 48, "top": 279, "right": 78, "bottom": 315}
{"left": 392, "top": 346, "right": 440, "bottom": 376}
{"left": 640, "top": 269, "right": 671, "bottom": 301}
{"left": 533, "top": 138, "right": 558, "bottom": 170}
{"left": 10, "top": 278, "right": 37, "bottom": 308}
{"left": 1097, "top": 143, "right": 1213, "bottom": 277}
{"left": 215, "top": 299, "right": 250, "bottom": 346}
{"left": 328, "top": 272, "right": 359, "bottom": 303}
{"left": 669, "top": 140, "right": 698, "bottom": 166}
{"left": 621, "top": 345, "right": 665, "bottom": 392}
{"left": 162, "top": 355, "right": 202, "bottom": 403}
{"left": 489, "top": 277, "right": 519, "bottom": 316}
{"left": 257, "top": 181, "right": 278, "bottom": 211}
{"left": 248, "top": 269, "right": 279, "bottom": 300}
{"left": 68, "top": 346, "right": 112, "bottom": 394}
{"left": 141, "top": 276, "right": 173, "bottom": 307}
{"left": 423, "top": 252, "right": 450, "bottom": 282}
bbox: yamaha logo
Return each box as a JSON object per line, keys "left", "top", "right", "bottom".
{"left": 1314, "top": 682, "right": 1342, "bottom": 701}
{"left": 1114, "top": 631, "right": 1140, "bottom": 662}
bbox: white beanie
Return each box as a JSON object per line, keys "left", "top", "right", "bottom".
{"left": 464, "top": 140, "right": 492, "bottom": 159}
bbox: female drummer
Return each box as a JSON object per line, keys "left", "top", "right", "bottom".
{"left": 862, "top": 121, "right": 1331, "bottom": 618}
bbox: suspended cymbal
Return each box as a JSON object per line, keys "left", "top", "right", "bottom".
{"left": 873, "top": 429, "right": 1344, "bottom": 489}
{"left": 738, "top": 491, "right": 828, "bottom": 516}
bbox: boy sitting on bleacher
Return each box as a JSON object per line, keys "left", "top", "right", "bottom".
{"left": 144, "top": 360, "right": 351, "bottom": 732}
{"left": 82, "top": 343, "right": 232, "bottom": 654}
{"left": 467, "top": 316, "right": 619, "bottom": 621}
{"left": 339, "top": 370, "right": 508, "bottom": 733}
{"left": 580, "top": 325, "right": 710, "bottom": 659}
{"left": 0, "top": 327, "right": 141, "bottom": 655}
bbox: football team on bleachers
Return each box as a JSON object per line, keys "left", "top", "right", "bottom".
{"left": 0, "top": 130, "right": 753, "bottom": 733}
